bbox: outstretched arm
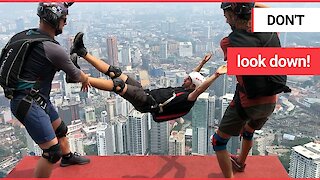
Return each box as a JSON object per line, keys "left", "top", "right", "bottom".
{"left": 188, "top": 65, "right": 227, "bottom": 101}
{"left": 193, "top": 53, "right": 212, "bottom": 72}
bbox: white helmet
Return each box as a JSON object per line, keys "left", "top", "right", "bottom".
{"left": 188, "top": 72, "right": 205, "bottom": 88}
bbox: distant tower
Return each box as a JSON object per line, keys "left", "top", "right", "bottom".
{"left": 107, "top": 36, "right": 119, "bottom": 66}
{"left": 150, "top": 119, "right": 169, "bottom": 155}
{"left": 127, "top": 110, "right": 149, "bottom": 155}
{"left": 96, "top": 124, "right": 114, "bottom": 155}
{"left": 160, "top": 41, "right": 168, "bottom": 60}
{"left": 169, "top": 131, "right": 186, "bottom": 155}
{"left": 192, "top": 93, "right": 209, "bottom": 155}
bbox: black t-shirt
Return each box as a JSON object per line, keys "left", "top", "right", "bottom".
{"left": 149, "top": 87, "right": 195, "bottom": 122}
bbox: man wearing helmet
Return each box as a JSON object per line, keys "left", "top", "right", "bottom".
{"left": 69, "top": 32, "right": 227, "bottom": 122}
{"left": 9, "top": 3, "right": 90, "bottom": 177}
{"left": 212, "top": 2, "right": 278, "bottom": 178}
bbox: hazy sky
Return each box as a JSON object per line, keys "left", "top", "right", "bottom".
{"left": 1, "top": 2, "right": 320, "bottom": 12}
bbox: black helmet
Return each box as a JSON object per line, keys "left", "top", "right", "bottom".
{"left": 37, "top": 2, "right": 73, "bottom": 33}
{"left": 232, "top": 3, "right": 255, "bottom": 15}
{"left": 220, "top": 3, "right": 232, "bottom": 10}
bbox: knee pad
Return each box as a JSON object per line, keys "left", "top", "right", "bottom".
{"left": 105, "top": 65, "right": 122, "bottom": 79}
{"left": 112, "top": 78, "right": 125, "bottom": 94}
{"left": 211, "top": 133, "right": 229, "bottom": 151}
{"left": 242, "top": 130, "right": 254, "bottom": 141}
{"left": 55, "top": 121, "right": 68, "bottom": 138}
{"left": 42, "top": 143, "right": 62, "bottom": 164}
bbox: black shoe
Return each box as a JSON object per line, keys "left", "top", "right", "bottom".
{"left": 60, "top": 152, "right": 90, "bottom": 167}
{"left": 70, "top": 32, "right": 88, "bottom": 57}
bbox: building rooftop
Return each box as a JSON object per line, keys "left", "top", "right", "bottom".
{"left": 293, "top": 142, "right": 320, "bottom": 160}
{"left": 7, "top": 156, "right": 289, "bottom": 178}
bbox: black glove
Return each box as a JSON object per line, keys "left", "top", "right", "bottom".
{"left": 70, "top": 32, "right": 87, "bottom": 57}
{"left": 66, "top": 53, "right": 81, "bottom": 83}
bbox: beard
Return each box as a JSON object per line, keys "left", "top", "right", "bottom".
{"left": 55, "top": 29, "right": 62, "bottom": 36}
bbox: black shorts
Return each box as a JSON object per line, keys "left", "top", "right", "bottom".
{"left": 122, "top": 76, "right": 150, "bottom": 112}
{"left": 219, "top": 103, "right": 276, "bottom": 136}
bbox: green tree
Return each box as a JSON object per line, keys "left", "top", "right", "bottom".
{"left": 279, "top": 152, "right": 291, "bottom": 172}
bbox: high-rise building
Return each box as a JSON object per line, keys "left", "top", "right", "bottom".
{"left": 68, "top": 133, "right": 85, "bottom": 155}
{"left": 289, "top": 142, "right": 320, "bottom": 178}
{"left": 58, "top": 101, "right": 80, "bottom": 126}
{"left": 107, "top": 36, "right": 119, "bottom": 66}
{"left": 169, "top": 131, "right": 185, "bottom": 155}
{"left": 192, "top": 92, "right": 209, "bottom": 155}
{"left": 179, "top": 42, "right": 193, "bottom": 57}
{"left": 160, "top": 41, "right": 168, "bottom": 60}
{"left": 84, "top": 106, "right": 96, "bottom": 123}
{"left": 24, "top": 128, "right": 42, "bottom": 156}
{"left": 111, "top": 116, "right": 128, "bottom": 154}
{"left": 0, "top": 108, "right": 12, "bottom": 124}
{"left": 106, "top": 98, "right": 117, "bottom": 120}
{"left": 115, "top": 95, "right": 133, "bottom": 117}
{"left": 150, "top": 119, "right": 169, "bottom": 155}
{"left": 101, "top": 111, "right": 108, "bottom": 123}
{"left": 96, "top": 123, "right": 114, "bottom": 156}
{"left": 127, "top": 110, "right": 149, "bottom": 155}
{"left": 121, "top": 43, "right": 132, "bottom": 66}
{"left": 207, "top": 96, "right": 216, "bottom": 154}
{"left": 210, "top": 65, "right": 227, "bottom": 97}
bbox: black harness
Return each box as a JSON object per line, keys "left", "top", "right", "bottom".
{"left": 15, "top": 82, "right": 48, "bottom": 121}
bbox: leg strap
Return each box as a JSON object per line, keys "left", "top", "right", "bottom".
{"left": 42, "top": 143, "right": 62, "bottom": 164}
{"left": 242, "top": 130, "right": 254, "bottom": 141}
{"left": 211, "top": 133, "right": 229, "bottom": 151}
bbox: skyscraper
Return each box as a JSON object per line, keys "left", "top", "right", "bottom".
{"left": 150, "top": 119, "right": 169, "bottom": 155}
{"left": 192, "top": 92, "right": 209, "bottom": 155}
{"left": 210, "top": 65, "right": 227, "bottom": 97}
{"left": 68, "top": 133, "right": 85, "bottom": 155}
{"left": 169, "top": 131, "right": 186, "bottom": 155}
{"left": 58, "top": 101, "right": 80, "bottom": 126}
{"left": 96, "top": 123, "right": 114, "bottom": 156}
{"left": 289, "top": 142, "right": 320, "bottom": 178}
{"left": 84, "top": 106, "right": 96, "bottom": 123}
{"left": 121, "top": 43, "right": 131, "bottom": 66}
{"left": 111, "top": 116, "right": 128, "bottom": 154}
{"left": 207, "top": 96, "right": 216, "bottom": 154}
{"left": 179, "top": 42, "right": 193, "bottom": 57}
{"left": 24, "top": 128, "right": 42, "bottom": 156}
{"left": 160, "top": 41, "right": 168, "bottom": 60}
{"left": 127, "top": 110, "right": 149, "bottom": 155}
{"left": 107, "top": 36, "right": 119, "bottom": 66}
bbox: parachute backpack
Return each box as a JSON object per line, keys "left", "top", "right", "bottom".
{"left": 0, "top": 29, "right": 58, "bottom": 99}
{"left": 229, "top": 30, "right": 291, "bottom": 99}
